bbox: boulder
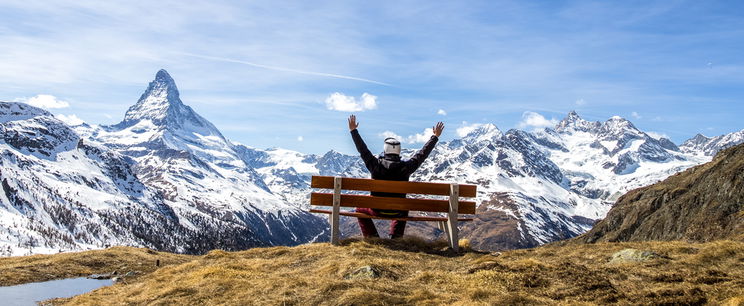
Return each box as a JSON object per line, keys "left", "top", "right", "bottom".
{"left": 344, "top": 265, "right": 381, "bottom": 280}
{"left": 609, "top": 249, "right": 661, "bottom": 264}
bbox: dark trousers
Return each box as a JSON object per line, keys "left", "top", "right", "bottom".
{"left": 356, "top": 208, "right": 409, "bottom": 238}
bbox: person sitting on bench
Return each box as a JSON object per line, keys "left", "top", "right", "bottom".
{"left": 347, "top": 114, "right": 445, "bottom": 238}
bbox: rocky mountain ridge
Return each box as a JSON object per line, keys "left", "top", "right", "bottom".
{"left": 240, "top": 110, "right": 734, "bottom": 250}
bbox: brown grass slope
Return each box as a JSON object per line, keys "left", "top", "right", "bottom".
{"left": 576, "top": 142, "right": 744, "bottom": 243}
{"left": 17, "top": 238, "right": 743, "bottom": 305}
{"left": 0, "top": 247, "right": 193, "bottom": 286}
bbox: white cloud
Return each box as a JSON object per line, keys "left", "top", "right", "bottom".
{"left": 406, "top": 128, "right": 434, "bottom": 144}
{"left": 631, "top": 111, "right": 642, "bottom": 119}
{"left": 575, "top": 98, "right": 586, "bottom": 105}
{"left": 379, "top": 130, "right": 402, "bottom": 140}
{"left": 456, "top": 122, "right": 489, "bottom": 137}
{"left": 379, "top": 129, "right": 434, "bottom": 144}
{"left": 297, "top": 136, "right": 304, "bottom": 141}
{"left": 645, "top": 131, "right": 669, "bottom": 140}
{"left": 55, "top": 114, "right": 84, "bottom": 126}
{"left": 324, "top": 92, "right": 377, "bottom": 112}
{"left": 517, "top": 111, "right": 557, "bottom": 129}
{"left": 17, "top": 94, "right": 70, "bottom": 109}
{"left": 437, "top": 109, "right": 447, "bottom": 116}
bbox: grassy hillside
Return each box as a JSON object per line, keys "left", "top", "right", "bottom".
{"left": 4, "top": 238, "right": 742, "bottom": 305}
{"left": 0, "top": 247, "right": 193, "bottom": 286}
{"left": 578, "top": 143, "right": 744, "bottom": 243}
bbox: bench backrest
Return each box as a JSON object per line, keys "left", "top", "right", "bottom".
{"left": 310, "top": 176, "right": 477, "bottom": 214}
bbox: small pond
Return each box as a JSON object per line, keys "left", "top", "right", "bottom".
{"left": 0, "top": 277, "right": 113, "bottom": 305}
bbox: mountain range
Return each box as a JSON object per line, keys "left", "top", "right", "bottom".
{"left": 1, "top": 69, "right": 742, "bottom": 255}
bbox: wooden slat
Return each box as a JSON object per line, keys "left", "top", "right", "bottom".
{"left": 309, "top": 209, "right": 473, "bottom": 222}
{"left": 311, "top": 176, "right": 477, "bottom": 198}
{"left": 310, "top": 193, "right": 476, "bottom": 214}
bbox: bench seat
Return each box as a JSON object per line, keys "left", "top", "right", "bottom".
{"left": 309, "top": 209, "right": 474, "bottom": 222}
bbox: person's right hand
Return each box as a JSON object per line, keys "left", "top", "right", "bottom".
{"left": 348, "top": 115, "right": 359, "bottom": 131}
{"left": 433, "top": 121, "right": 444, "bottom": 137}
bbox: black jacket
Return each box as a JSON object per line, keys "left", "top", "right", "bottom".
{"left": 350, "top": 129, "right": 439, "bottom": 198}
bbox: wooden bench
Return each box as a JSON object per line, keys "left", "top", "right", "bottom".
{"left": 309, "top": 176, "right": 477, "bottom": 251}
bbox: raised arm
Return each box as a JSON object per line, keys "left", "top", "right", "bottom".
{"left": 348, "top": 115, "right": 379, "bottom": 171}
{"left": 405, "top": 122, "right": 444, "bottom": 174}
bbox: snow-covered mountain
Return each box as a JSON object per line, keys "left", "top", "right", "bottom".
{"left": 1, "top": 102, "right": 203, "bottom": 256}
{"left": 4, "top": 69, "right": 742, "bottom": 255}
{"left": 0, "top": 70, "right": 327, "bottom": 256}
{"left": 679, "top": 129, "right": 744, "bottom": 156}
{"left": 240, "top": 111, "right": 713, "bottom": 251}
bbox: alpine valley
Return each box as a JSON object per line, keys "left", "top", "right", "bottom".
{"left": 1, "top": 70, "right": 742, "bottom": 255}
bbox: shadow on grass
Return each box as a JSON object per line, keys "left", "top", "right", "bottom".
{"left": 338, "top": 236, "right": 486, "bottom": 257}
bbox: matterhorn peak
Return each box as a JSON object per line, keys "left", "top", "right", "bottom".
{"left": 154, "top": 69, "right": 176, "bottom": 85}
{"left": 117, "top": 69, "right": 190, "bottom": 128}
{"left": 138, "top": 69, "right": 181, "bottom": 106}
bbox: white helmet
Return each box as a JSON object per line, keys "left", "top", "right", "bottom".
{"left": 383, "top": 137, "right": 401, "bottom": 155}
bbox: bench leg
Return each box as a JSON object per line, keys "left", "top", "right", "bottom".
{"left": 438, "top": 221, "right": 451, "bottom": 246}
{"left": 330, "top": 177, "right": 342, "bottom": 245}
{"left": 447, "top": 183, "right": 459, "bottom": 252}
{"left": 446, "top": 218, "right": 458, "bottom": 251}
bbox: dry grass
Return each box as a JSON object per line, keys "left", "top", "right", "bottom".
{"left": 12, "top": 238, "right": 732, "bottom": 305}
{"left": 0, "top": 246, "right": 193, "bottom": 286}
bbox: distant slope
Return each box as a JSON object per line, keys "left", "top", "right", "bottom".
{"left": 576, "top": 143, "right": 744, "bottom": 243}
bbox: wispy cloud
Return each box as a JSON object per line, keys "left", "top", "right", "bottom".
{"left": 1, "top": 1, "right": 743, "bottom": 153}
{"left": 437, "top": 109, "right": 447, "bottom": 116}
{"left": 631, "top": 111, "right": 642, "bottom": 119}
{"left": 181, "top": 53, "right": 391, "bottom": 86}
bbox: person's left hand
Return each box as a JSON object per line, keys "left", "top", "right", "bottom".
{"left": 433, "top": 122, "right": 444, "bottom": 137}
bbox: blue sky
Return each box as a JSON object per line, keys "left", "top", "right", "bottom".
{"left": 1, "top": 1, "right": 743, "bottom": 154}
